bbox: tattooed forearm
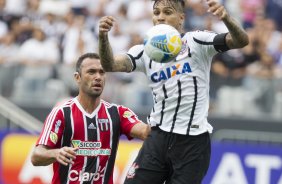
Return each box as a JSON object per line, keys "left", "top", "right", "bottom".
{"left": 223, "top": 15, "right": 249, "bottom": 49}
{"left": 99, "top": 34, "right": 115, "bottom": 71}
{"left": 98, "top": 35, "right": 132, "bottom": 72}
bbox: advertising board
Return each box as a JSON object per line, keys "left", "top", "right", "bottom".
{"left": 1, "top": 132, "right": 281, "bottom": 184}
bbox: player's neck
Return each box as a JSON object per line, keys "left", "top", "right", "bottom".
{"left": 77, "top": 95, "right": 101, "bottom": 114}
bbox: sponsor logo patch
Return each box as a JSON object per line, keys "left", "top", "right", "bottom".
{"left": 150, "top": 62, "right": 192, "bottom": 83}
{"left": 191, "top": 125, "right": 199, "bottom": 128}
{"left": 68, "top": 166, "right": 105, "bottom": 182}
{"left": 76, "top": 149, "right": 111, "bottom": 156}
{"left": 88, "top": 123, "right": 96, "bottom": 129}
{"left": 72, "top": 140, "right": 80, "bottom": 148}
{"left": 50, "top": 131, "right": 58, "bottom": 144}
{"left": 71, "top": 140, "right": 101, "bottom": 149}
{"left": 71, "top": 140, "right": 110, "bottom": 156}
{"left": 54, "top": 120, "right": 61, "bottom": 133}
{"left": 123, "top": 111, "right": 136, "bottom": 123}
{"left": 123, "top": 111, "right": 133, "bottom": 118}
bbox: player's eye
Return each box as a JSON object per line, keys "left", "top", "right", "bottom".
{"left": 153, "top": 10, "right": 160, "bottom": 15}
{"left": 88, "top": 69, "right": 96, "bottom": 74}
{"left": 164, "top": 10, "right": 173, "bottom": 15}
{"left": 99, "top": 70, "right": 105, "bottom": 75}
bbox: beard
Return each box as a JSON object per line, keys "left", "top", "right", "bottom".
{"left": 80, "top": 81, "right": 104, "bottom": 98}
{"left": 89, "top": 89, "right": 103, "bottom": 98}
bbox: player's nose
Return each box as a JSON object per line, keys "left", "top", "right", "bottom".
{"left": 93, "top": 73, "right": 102, "bottom": 81}
{"left": 156, "top": 13, "right": 166, "bottom": 23}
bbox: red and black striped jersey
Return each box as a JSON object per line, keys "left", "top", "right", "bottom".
{"left": 36, "top": 97, "right": 140, "bottom": 184}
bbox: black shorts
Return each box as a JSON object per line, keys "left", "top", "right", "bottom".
{"left": 124, "top": 127, "right": 211, "bottom": 184}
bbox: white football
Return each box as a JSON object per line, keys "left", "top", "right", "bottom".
{"left": 144, "top": 24, "right": 182, "bottom": 63}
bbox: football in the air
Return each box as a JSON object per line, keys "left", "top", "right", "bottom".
{"left": 144, "top": 24, "right": 182, "bottom": 63}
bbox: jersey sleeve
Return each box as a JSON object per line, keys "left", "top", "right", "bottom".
{"left": 117, "top": 105, "right": 140, "bottom": 140}
{"left": 191, "top": 31, "right": 226, "bottom": 56}
{"left": 36, "top": 106, "right": 65, "bottom": 148}
{"left": 127, "top": 44, "right": 146, "bottom": 73}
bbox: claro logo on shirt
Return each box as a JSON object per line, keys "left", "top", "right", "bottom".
{"left": 68, "top": 166, "right": 105, "bottom": 182}
{"left": 151, "top": 62, "right": 192, "bottom": 83}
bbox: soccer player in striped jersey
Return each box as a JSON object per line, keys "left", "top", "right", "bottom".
{"left": 98, "top": 0, "right": 249, "bottom": 183}
{"left": 31, "top": 53, "right": 150, "bottom": 184}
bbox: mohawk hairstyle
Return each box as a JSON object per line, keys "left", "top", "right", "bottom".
{"left": 152, "top": 0, "right": 186, "bottom": 13}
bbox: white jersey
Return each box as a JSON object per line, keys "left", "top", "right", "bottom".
{"left": 127, "top": 30, "right": 226, "bottom": 135}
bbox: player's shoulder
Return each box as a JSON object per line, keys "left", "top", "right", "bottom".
{"left": 102, "top": 100, "right": 124, "bottom": 109}
{"left": 186, "top": 30, "right": 217, "bottom": 38}
{"left": 191, "top": 29, "right": 217, "bottom": 34}
{"left": 51, "top": 98, "right": 74, "bottom": 111}
{"left": 127, "top": 44, "right": 152, "bottom": 66}
{"left": 101, "top": 99, "right": 114, "bottom": 107}
{"left": 101, "top": 100, "right": 120, "bottom": 110}
{"left": 183, "top": 30, "right": 218, "bottom": 46}
{"left": 101, "top": 100, "right": 135, "bottom": 116}
{"left": 128, "top": 44, "right": 144, "bottom": 56}
{"left": 46, "top": 98, "right": 74, "bottom": 118}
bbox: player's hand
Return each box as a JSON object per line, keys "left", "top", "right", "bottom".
{"left": 55, "top": 146, "right": 78, "bottom": 166}
{"left": 99, "top": 16, "right": 115, "bottom": 36}
{"left": 206, "top": 0, "right": 228, "bottom": 20}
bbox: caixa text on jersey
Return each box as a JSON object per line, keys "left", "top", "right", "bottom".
{"left": 151, "top": 62, "right": 192, "bottom": 83}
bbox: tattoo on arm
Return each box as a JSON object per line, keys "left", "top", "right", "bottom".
{"left": 113, "top": 55, "right": 133, "bottom": 72}
{"left": 99, "top": 35, "right": 133, "bottom": 72}
{"left": 99, "top": 35, "right": 115, "bottom": 71}
{"left": 223, "top": 16, "right": 249, "bottom": 49}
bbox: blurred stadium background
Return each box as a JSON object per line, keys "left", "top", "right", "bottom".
{"left": 0, "top": 0, "right": 281, "bottom": 183}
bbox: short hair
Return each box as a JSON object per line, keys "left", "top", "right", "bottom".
{"left": 76, "top": 53, "right": 100, "bottom": 73}
{"left": 152, "top": 0, "right": 185, "bottom": 13}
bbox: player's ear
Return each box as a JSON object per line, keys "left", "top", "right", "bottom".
{"left": 74, "top": 72, "right": 80, "bottom": 83}
{"left": 179, "top": 13, "right": 185, "bottom": 27}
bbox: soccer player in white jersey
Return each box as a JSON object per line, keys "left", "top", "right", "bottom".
{"left": 98, "top": 0, "right": 249, "bottom": 183}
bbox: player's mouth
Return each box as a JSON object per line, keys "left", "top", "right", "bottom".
{"left": 92, "top": 83, "right": 102, "bottom": 89}
{"left": 155, "top": 21, "right": 166, "bottom": 25}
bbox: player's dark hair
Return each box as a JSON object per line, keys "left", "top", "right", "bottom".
{"left": 76, "top": 53, "right": 100, "bottom": 74}
{"left": 152, "top": 0, "right": 185, "bottom": 13}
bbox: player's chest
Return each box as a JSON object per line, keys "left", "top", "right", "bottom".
{"left": 148, "top": 40, "right": 199, "bottom": 76}
{"left": 148, "top": 58, "right": 197, "bottom": 84}
{"left": 71, "top": 115, "right": 113, "bottom": 141}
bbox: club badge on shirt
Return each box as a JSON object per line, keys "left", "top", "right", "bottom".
{"left": 127, "top": 162, "right": 139, "bottom": 179}
{"left": 176, "top": 40, "right": 190, "bottom": 60}
{"left": 98, "top": 119, "right": 109, "bottom": 131}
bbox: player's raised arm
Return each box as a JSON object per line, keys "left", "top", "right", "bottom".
{"left": 98, "top": 16, "right": 133, "bottom": 72}
{"left": 206, "top": 0, "right": 249, "bottom": 49}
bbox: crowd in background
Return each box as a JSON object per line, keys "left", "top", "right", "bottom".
{"left": 0, "top": 0, "right": 281, "bottom": 120}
